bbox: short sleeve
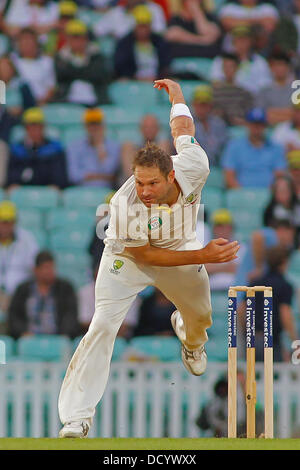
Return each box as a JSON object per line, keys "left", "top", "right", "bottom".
{"left": 271, "top": 143, "right": 287, "bottom": 171}
{"left": 221, "top": 139, "right": 239, "bottom": 170}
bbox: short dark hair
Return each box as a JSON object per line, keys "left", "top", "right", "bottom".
{"left": 269, "top": 218, "right": 294, "bottom": 230}
{"left": 221, "top": 52, "right": 240, "bottom": 65}
{"left": 269, "top": 52, "right": 290, "bottom": 65}
{"left": 35, "top": 251, "right": 54, "bottom": 267}
{"left": 132, "top": 141, "right": 173, "bottom": 179}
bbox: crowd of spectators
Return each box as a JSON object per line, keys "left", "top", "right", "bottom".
{"left": 0, "top": 0, "right": 300, "bottom": 363}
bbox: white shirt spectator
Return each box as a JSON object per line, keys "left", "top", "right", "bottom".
{"left": 5, "top": 0, "right": 58, "bottom": 28}
{"left": 0, "top": 227, "right": 39, "bottom": 295}
{"left": 219, "top": 2, "right": 279, "bottom": 22}
{"left": 93, "top": 2, "right": 166, "bottom": 39}
{"left": 210, "top": 54, "right": 272, "bottom": 95}
{"left": 272, "top": 122, "right": 300, "bottom": 151}
{"left": 11, "top": 52, "right": 55, "bottom": 102}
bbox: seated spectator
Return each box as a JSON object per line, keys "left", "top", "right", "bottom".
{"left": 205, "top": 209, "right": 246, "bottom": 291}
{"left": 0, "top": 201, "right": 39, "bottom": 319}
{"left": 93, "top": 0, "right": 166, "bottom": 40}
{"left": 4, "top": 0, "right": 59, "bottom": 37}
{"left": 0, "top": 55, "right": 35, "bottom": 115}
{"left": 264, "top": 175, "right": 300, "bottom": 233}
{"left": 221, "top": 108, "right": 286, "bottom": 189}
{"left": 55, "top": 19, "right": 111, "bottom": 105}
{"left": 287, "top": 150, "right": 300, "bottom": 201}
{"left": 255, "top": 53, "right": 295, "bottom": 126}
{"left": 7, "top": 250, "right": 80, "bottom": 339}
{"left": 0, "top": 140, "right": 8, "bottom": 186}
{"left": 210, "top": 25, "right": 272, "bottom": 95}
{"left": 6, "top": 107, "right": 68, "bottom": 189}
{"left": 121, "top": 114, "right": 172, "bottom": 182}
{"left": 234, "top": 218, "right": 296, "bottom": 288}
{"left": 212, "top": 52, "right": 253, "bottom": 126}
{"left": 249, "top": 246, "right": 297, "bottom": 362}
{"left": 218, "top": 0, "right": 279, "bottom": 52}
{"left": 66, "top": 108, "right": 120, "bottom": 188}
{"left": 165, "top": 0, "right": 221, "bottom": 59}
{"left": 44, "top": 0, "right": 78, "bottom": 56}
{"left": 272, "top": 103, "right": 300, "bottom": 152}
{"left": 192, "top": 85, "right": 228, "bottom": 166}
{"left": 0, "top": 103, "right": 19, "bottom": 142}
{"left": 133, "top": 287, "right": 176, "bottom": 336}
{"left": 11, "top": 28, "right": 56, "bottom": 106}
{"left": 114, "top": 5, "right": 171, "bottom": 81}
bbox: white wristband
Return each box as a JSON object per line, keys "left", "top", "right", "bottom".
{"left": 170, "top": 103, "right": 193, "bottom": 124}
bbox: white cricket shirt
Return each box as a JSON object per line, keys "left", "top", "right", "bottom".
{"left": 104, "top": 135, "right": 210, "bottom": 254}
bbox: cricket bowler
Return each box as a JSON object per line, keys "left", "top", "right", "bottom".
{"left": 58, "top": 79, "right": 240, "bottom": 438}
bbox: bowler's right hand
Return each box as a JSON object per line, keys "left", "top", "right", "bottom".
{"left": 199, "top": 238, "right": 240, "bottom": 264}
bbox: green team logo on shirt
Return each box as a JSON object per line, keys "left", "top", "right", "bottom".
{"left": 185, "top": 192, "right": 198, "bottom": 205}
{"left": 110, "top": 259, "right": 124, "bottom": 274}
{"left": 148, "top": 216, "right": 162, "bottom": 231}
{"left": 113, "top": 259, "right": 124, "bottom": 270}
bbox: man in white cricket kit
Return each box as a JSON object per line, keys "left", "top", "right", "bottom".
{"left": 58, "top": 79, "right": 240, "bottom": 438}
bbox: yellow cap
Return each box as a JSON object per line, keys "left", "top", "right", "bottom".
{"left": 287, "top": 150, "right": 300, "bottom": 169}
{"left": 83, "top": 108, "right": 104, "bottom": 124}
{"left": 0, "top": 201, "right": 17, "bottom": 222}
{"left": 293, "top": 101, "right": 300, "bottom": 110}
{"left": 132, "top": 5, "right": 152, "bottom": 25}
{"left": 193, "top": 84, "right": 213, "bottom": 103}
{"left": 22, "top": 107, "right": 45, "bottom": 124}
{"left": 232, "top": 25, "right": 252, "bottom": 38}
{"left": 212, "top": 209, "right": 233, "bottom": 225}
{"left": 65, "top": 19, "right": 87, "bottom": 36}
{"left": 59, "top": 1, "right": 77, "bottom": 17}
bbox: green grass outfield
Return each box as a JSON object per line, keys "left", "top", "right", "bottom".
{"left": 0, "top": 438, "right": 300, "bottom": 450}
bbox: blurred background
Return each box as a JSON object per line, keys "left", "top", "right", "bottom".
{"left": 0, "top": 0, "right": 300, "bottom": 439}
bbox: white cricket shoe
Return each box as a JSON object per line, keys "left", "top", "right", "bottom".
{"left": 59, "top": 420, "right": 90, "bottom": 438}
{"left": 171, "top": 310, "right": 207, "bottom": 376}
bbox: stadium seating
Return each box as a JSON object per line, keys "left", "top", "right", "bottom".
{"left": 17, "top": 209, "right": 44, "bottom": 231}
{"left": 206, "top": 167, "right": 224, "bottom": 189}
{"left": 201, "top": 187, "right": 224, "bottom": 217}
{"left": 171, "top": 58, "right": 213, "bottom": 81}
{"left": 225, "top": 188, "right": 270, "bottom": 212}
{"left": 0, "top": 34, "right": 9, "bottom": 55}
{"left": 9, "top": 186, "right": 60, "bottom": 210}
{"left": 62, "top": 186, "right": 112, "bottom": 208}
{"left": 42, "top": 103, "right": 85, "bottom": 128}
{"left": 0, "top": 335, "right": 16, "bottom": 361}
{"left": 17, "top": 335, "right": 71, "bottom": 362}
{"left": 47, "top": 208, "right": 96, "bottom": 231}
{"left": 109, "top": 81, "right": 157, "bottom": 109}
{"left": 49, "top": 227, "right": 92, "bottom": 251}
{"left": 129, "top": 336, "right": 181, "bottom": 362}
{"left": 287, "top": 250, "right": 300, "bottom": 286}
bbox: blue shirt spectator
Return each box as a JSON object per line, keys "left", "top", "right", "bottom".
{"left": 221, "top": 108, "right": 286, "bottom": 188}
{"left": 66, "top": 108, "right": 121, "bottom": 188}
{"left": 234, "top": 220, "right": 296, "bottom": 288}
{"left": 6, "top": 107, "right": 68, "bottom": 189}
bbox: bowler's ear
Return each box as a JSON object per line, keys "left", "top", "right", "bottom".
{"left": 167, "top": 169, "right": 175, "bottom": 183}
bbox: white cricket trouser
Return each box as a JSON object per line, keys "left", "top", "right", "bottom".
{"left": 58, "top": 248, "right": 212, "bottom": 425}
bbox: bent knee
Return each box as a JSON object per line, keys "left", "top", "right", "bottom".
{"left": 89, "top": 312, "right": 118, "bottom": 337}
